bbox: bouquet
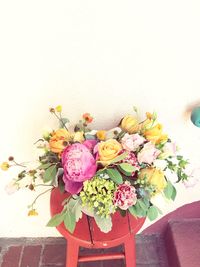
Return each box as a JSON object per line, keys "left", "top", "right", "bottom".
{"left": 1, "top": 106, "right": 190, "bottom": 233}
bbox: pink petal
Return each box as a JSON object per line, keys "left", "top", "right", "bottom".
{"left": 63, "top": 178, "right": 83, "bottom": 194}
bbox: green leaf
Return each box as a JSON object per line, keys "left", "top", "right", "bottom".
{"left": 128, "top": 201, "right": 147, "bottom": 218}
{"left": 58, "top": 178, "right": 65, "bottom": 193}
{"left": 171, "top": 186, "right": 177, "bottom": 201}
{"left": 43, "top": 165, "right": 57, "bottom": 183}
{"left": 67, "top": 197, "right": 83, "bottom": 222}
{"left": 137, "top": 199, "right": 149, "bottom": 211}
{"left": 128, "top": 206, "right": 138, "bottom": 217}
{"left": 94, "top": 214, "right": 112, "bottom": 233}
{"left": 46, "top": 212, "right": 65, "bottom": 227}
{"left": 164, "top": 181, "right": 176, "bottom": 200}
{"left": 147, "top": 206, "right": 159, "bottom": 221}
{"left": 64, "top": 210, "right": 76, "bottom": 233}
{"left": 96, "top": 169, "right": 107, "bottom": 176}
{"left": 106, "top": 168, "right": 123, "bottom": 184}
{"left": 133, "top": 106, "right": 138, "bottom": 113}
{"left": 60, "top": 117, "right": 69, "bottom": 128}
{"left": 37, "top": 163, "right": 52, "bottom": 170}
{"left": 109, "top": 152, "right": 128, "bottom": 164}
{"left": 118, "top": 163, "right": 136, "bottom": 173}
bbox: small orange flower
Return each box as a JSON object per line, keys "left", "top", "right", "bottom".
{"left": 83, "top": 113, "right": 93, "bottom": 123}
{"left": 49, "top": 129, "right": 71, "bottom": 153}
{"left": 28, "top": 209, "right": 38, "bottom": 216}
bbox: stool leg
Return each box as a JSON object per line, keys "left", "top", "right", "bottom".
{"left": 124, "top": 235, "right": 136, "bottom": 267}
{"left": 66, "top": 240, "right": 79, "bottom": 267}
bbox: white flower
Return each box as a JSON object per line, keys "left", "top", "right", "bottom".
{"left": 183, "top": 167, "right": 200, "bottom": 188}
{"left": 5, "top": 180, "right": 19, "bottom": 195}
{"left": 154, "top": 159, "right": 167, "bottom": 170}
{"left": 159, "top": 142, "right": 177, "bottom": 159}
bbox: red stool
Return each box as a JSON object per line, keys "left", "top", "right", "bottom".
{"left": 50, "top": 188, "right": 145, "bottom": 267}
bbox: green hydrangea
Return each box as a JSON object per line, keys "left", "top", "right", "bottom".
{"left": 80, "top": 176, "right": 117, "bottom": 218}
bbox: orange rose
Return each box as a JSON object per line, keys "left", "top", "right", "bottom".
{"left": 49, "top": 129, "right": 71, "bottom": 153}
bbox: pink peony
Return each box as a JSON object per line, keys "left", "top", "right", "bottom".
{"left": 121, "top": 133, "right": 145, "bottom": 151}
{"left": 62, "top": 143, "right": 97, "bottom": 194}
{"left": 113, "top": 181, "right": 137, "bottom": 210}
{"left": 83, "top": 139, "right": 98, "bottom": 152}
{"left": 137, "top": 142, "right": 160, "bottom": 165}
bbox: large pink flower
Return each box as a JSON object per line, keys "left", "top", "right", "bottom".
{"left": 137, "top": 142, "right": 160, "bottom": 165}
{"left": 62, "top": 143, "right": 97, "bottom": 194}
{"left": 121, "top": 133, "right": 145, "bottom": 151}
{"left": 114, "top": 182, "right": 137, "bottom": 210}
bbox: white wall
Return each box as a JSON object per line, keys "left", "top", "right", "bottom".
{"left": 0, "top": 0, "right": 200, "bottom": 237}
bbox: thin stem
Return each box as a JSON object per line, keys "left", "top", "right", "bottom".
{"left": 52, "top": 112, "right": 68, "bottom": 130}
{"left": 34, "top": 184, "right": 54, "bottom": 187}
{"left": 30, "top": 188, "right": 52, "bottom": 208}
{"left": 13, "top": 160, "right": 26, "bottom": 168}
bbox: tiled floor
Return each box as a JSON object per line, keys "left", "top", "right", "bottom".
{"left": 0, "top": 235, "right": 169, "bottom": 267}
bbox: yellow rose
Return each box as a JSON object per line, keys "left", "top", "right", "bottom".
{"left": 98, "top": 139, "right": 122, "bottom": 166}
{"left": 143, "top": 123, "right": 168, "bottom": 144}
{"left": 120, "top": 115, "right": 139, "bottom": 134}
{"left": 138, "top": 167, "right": 166, "bottom": 194}
{"left": 49, "top": 129, "right": 71, "bottom": 153}
{"left": 96, "top": 130, "right": 106, "bottom": 141}
{"left": 73, "top": 131, "right": 85, "bottom": 143}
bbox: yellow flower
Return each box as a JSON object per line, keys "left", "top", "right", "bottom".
{"left": 96, "top": 130, "right": 106, "bottom": 141}
{"left": 28, "top": 209, "right": 38, "bottom": 216}
{"left": 98, "top": 139, "right": 122, "bottom": 166}
{"left": 73, "top": 131, "right": 85, "bottom": 142}
{"left": 143, "top": 123, "right": 168, "bottom": 144}
{"left": 49, "top": 129, "right": 71, "bottom": 153}
{"left": 138, "top": 167, "right": 166, "bottom": 194}
{"left": 55, "top": 105, "right": 62, "bottom": 112}
{"left": 146, "top": 112, "right": 153, "bottom": 120}
{"left": 1, "top": 162, "right": 10, "bottom": 171}
{"left": 120, "top": 115, "right": 139, "bottom": 134}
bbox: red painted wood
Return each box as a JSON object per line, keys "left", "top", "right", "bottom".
{"left": 78, "top": 252, "right": 125, "bottom": 262}
{"left": 50, "top": 187, "right": 145, "bottom": 266}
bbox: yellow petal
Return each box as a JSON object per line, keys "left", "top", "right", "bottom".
{"left": 55, "top": 105, "right": 62, "bottom": 112}
{"left": 96, "top": 130, "right": 106, "bottom": 141}
{"left": 1, "top": 162, "right": 10, "bottom": 171}
{"left": 28, "top": 209, "right": 38, "bottom": 216}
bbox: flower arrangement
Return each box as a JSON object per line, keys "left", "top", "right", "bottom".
{"left": 1, "top": 106, "right": 190, "bottom": 233}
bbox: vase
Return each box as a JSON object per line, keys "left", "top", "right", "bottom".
{"left": 50, "top": 188, "right": 145, "bottom": 247}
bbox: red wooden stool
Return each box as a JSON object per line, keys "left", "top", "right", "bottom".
{"left": 50, "top": 188, "right": 145, "bottom": 267}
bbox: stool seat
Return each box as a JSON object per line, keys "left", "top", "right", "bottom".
{"left": 50, "top": 188, "right": 145, "bottom": 266}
